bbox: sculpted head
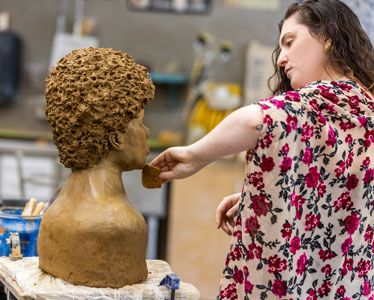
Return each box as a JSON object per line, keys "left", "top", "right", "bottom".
{"left": 45, "top": 47, "right": 155, "bottom": 170}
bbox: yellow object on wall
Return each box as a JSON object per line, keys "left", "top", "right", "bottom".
{"left": 187, "top": 83, "right": 241, "bottom": 139}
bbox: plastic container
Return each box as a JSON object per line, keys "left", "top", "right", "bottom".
{"left": 0, "top": 207, "right": 42, "bottom": 257}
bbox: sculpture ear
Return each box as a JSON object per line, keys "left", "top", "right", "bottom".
{"left": 108, "top": 131, "right": 125, "bottom": 150}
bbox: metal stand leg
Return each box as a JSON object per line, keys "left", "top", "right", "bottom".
{"left": 14, "top": 150, "right": 25, "bottom": 199}
{"left": 146, "top": 215, "right": 159, "bottom": 259}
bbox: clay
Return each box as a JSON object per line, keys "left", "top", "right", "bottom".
{"left": 38, "top": 48, "right": 155, "bottom": 287}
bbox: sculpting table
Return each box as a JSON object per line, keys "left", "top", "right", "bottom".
{"left": 0, "top": 257, "right": 199, "bottom": 300}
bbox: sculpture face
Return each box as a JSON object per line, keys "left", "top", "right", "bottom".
{"left": 119, "top": 110, "right": 151, "bottom": 171}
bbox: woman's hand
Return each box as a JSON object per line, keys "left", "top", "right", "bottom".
{"left": 150, "top": 146, "right": 208, "bottom": 182}
{"left": 216, "top": 192, "right": 241, "bottom": 236}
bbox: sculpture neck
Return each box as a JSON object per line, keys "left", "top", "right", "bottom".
{"left": 64, "top": 159, "right": 127, "bottom": 203}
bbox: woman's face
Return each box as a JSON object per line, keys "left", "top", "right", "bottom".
{"left": 120, "top": 110, "right": 150, "bottom": 170}
{"left": 277, "top": 14, "right": 334, "bottom": 89}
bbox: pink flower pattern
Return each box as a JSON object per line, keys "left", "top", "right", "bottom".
{"left": 219, "top": 81, "right": 374, "bottom": 299}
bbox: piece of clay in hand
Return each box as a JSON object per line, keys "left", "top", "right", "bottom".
{"left": 142, "top": 165, "right": 163, "bottom": 189}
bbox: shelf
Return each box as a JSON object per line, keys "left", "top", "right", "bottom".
{"left": 150, "top": 72, "right": 189, "bottom": 84}
{"left": 149, "top": 72, "right": 189, "bottom": 108}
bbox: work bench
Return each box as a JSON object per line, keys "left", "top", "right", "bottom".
{"left": 0, "top": 257, "right": 199, "bottom": 300}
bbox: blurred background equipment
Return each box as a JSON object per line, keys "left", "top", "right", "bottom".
{"left": 183, "top": 32, "right": 239, "bottom": 144}
{"left": 224, "top": 0, "right": 280, "bottom": 10}
{"left": 0, "top": 193, "right": 59, "bottom": 259}
{"left": 6, "top": 232, "right": 23, "bottom": 261}
{"left": 183, "top": 32, "right": 215, "bottom": 119}
{"left": 49, "top": 0, "right": 99, "bottom": 70}
{"left": 0, "top": 206, "right": 42, "bottom": 257}
{"left": 244, "top": 40, "right": 274, "bottom": 105}
{"left": 341, "top": 0, "right": 374, "bottom": 43}
{"left": 187, "top": 82, "right": 241, "bottom": 144}
{"left": 127, "top": 0, "right": 211, "bottom": 14}
{"left": 0, "top": 12, "right": 21, "bottom": 106}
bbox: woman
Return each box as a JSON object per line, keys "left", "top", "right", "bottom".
{"left": 38, "top": 47, "right": 154, "bottom": 287}
{"left": 151, "top": 0, "right": 374, "bottom": 298}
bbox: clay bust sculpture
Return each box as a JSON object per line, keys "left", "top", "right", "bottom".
{"left": 37, "top": 47, "right": 155, "bottom": 287}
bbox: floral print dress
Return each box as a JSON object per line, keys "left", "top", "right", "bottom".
{"left": 219, "top": 80, "right": 374, "bottom": 300}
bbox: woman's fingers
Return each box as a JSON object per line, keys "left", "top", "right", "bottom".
{"left": 228, "top": 218, "right": 235, "bottom": 228}
{"left": 150, "top": 148, "right": 179, "bottom": 169}
{"left": 157, "top": 171, "right": 177, "bottom": 182}
{"left": 226, "top": 201, "right": 240, "bottom": 218}
{"left": 216, "top": 199, "right": 231, "bottom": 228}
{"left": 216, "top": 193, "right": 241, "bottom": 235}
{"left": 150, "top": 152, "right": 166, "bottom": 168}
{"left": 216, "top": 209, "right": 223, "bottom": 229}
{"left": 221, "top": 218, "right": 233, "bottom": 236}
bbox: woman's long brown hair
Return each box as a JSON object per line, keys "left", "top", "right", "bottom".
{"left": 268, "top": 0, "right": 374, "bottom": 95}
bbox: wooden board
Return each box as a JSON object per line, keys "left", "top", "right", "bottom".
{"left": 0, "top": 257, "right": 200, "bottom": 300}
{"left": 0, "top": 266, "right": 34, "bottom": 300}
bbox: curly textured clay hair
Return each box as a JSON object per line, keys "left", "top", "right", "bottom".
{"left": 45, "top": 47, "right": 155, "bottom": 170}
{"left": 268, "top": 0, "right": 374, "bottom": 95}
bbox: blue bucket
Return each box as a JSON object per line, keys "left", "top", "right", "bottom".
{"left": 0, "top": 207, "right": 42, "bottom": 257}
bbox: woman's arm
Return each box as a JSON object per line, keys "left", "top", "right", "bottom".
{"left": 151, "top": 104, "right": 264, "bottom": 182}
{"left": 188, "top": 104, "right": 264, "bottom": 162}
